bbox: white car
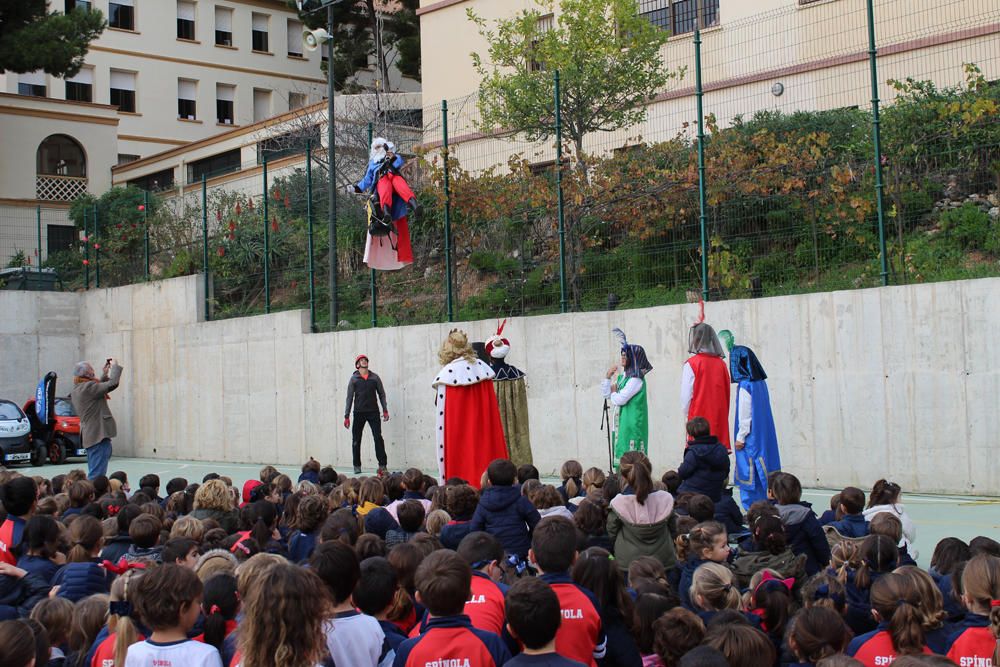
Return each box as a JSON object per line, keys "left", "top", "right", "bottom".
{"left": 0, "top": 399, "right": 45, "bottom": 466}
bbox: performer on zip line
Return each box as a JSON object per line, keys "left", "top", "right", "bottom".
{"left": 353, "top": 137, "right": 421, "bottom": 271}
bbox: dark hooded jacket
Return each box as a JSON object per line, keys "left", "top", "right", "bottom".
{"left": 469, "top": 485, "right": 540, "bottom": 559}
{"left": 677, "top": 436, "right": 731, "bottom": 502}
{"left": 776, "top": 502, "right": 831, "bottom": 576}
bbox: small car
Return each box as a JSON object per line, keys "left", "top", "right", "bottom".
{"left": 0, "top": 399, "right": 45, "bottom": 466}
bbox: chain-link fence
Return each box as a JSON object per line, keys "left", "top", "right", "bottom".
{"left": 4, "top": 0, "right": 998, "bottom": 329}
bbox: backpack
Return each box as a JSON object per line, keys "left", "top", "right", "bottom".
{"left": 731, "top": 548, "right": 807, "bottom": 589}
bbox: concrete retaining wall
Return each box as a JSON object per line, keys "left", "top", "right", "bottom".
{"left": 3, "top": 275, "right": 997, "bottom": 495}
{"left": 0, "top": 289, "right": 80, "bottom": 401}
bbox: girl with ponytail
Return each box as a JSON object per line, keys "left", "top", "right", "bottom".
{"left": 607, "top": 451, "right": 677, "bottom": 574}
{"left": 53, "top": 515, "right": 112, "bottom": 603}
{"left": 846, "top": 572, "right": 932, "bottom": 666}
{"left": 843, "top": 534, "right": 898, "bottom": 635}
{"left": 90, "top": 567, "right": 146, "bottom": 667}
{"left": 689, "top": 562, "right": 762, "bottom": 629}
{"left": 195, "top": 572, "right": 240, "bottom": 666}
{"left": 944, "top": 554, "right": 1000, "bottom": 666}
{"left": 675, "top": 520, "right": 729, "bottom": 610}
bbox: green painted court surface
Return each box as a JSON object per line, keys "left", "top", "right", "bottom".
{"left": 22, "top": 457, "right": 1000, "bottom": 569}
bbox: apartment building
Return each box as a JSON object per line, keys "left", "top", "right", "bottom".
{"left": 1, "top": 0, "right": 328, "bottom": 162}
{"left": 417, "top": 0, "right": 999, "bottom": 171}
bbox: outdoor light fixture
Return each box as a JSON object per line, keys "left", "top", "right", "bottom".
{"left": 771, "top": 82, "right": 785, "bottom": 97}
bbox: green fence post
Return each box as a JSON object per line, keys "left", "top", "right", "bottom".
{"left": 306, "top": 139, "right": 317, "bottom": 333}
{"left": 94, "top": 206, "right": 101, "bottom": 288}
{"left": 554, "top": 70, "right": 567, "bottom": 314}
{"left": 202, "top": 175, "right": 210, "bottom": 322}
{"left": 442, "top": 100, "right": 454, "bottom": 322}
{"left": 36, "top": 205, "right": 42, "bottom": 273}
{"left": 368, "top": 121, "right": 377, "bottom": 328}
{"left": 143, "top": 191, "right": 150, "bottom": 280}
{"left": 263, "top": 157, "right": 271, "bottom": 314}
{"left": 695, "top": 28, "right": 709, "bottom": 302}
{"left": 84, "top": 206, "right": 90, "bottom": 289}
{"left": 866, "top": 0, "right": 889, "bottom": 286}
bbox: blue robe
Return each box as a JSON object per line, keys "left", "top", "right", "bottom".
{"left": 731, "top": 346, "right": 781, "bottom": 509}
{"left": 355, "top": 154, "right": 409, "bottom": 221}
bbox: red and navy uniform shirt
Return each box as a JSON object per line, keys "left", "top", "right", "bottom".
{"left": 464, "top": 571, "right": 508, "bottom": 636}
{"left": 846, "top": 623, "right": 933, "bottom": 666}
{"left": 946, "top": 613, "right": 997, "bottom": 667}
{"left": 0, "top": 516, "right": 26, "bottom": 565}
{"left": 392, "top": 614, "right": 511, "bottom": 667}
{"left": 539, "top": 573, "right": 607, "bottom": 667}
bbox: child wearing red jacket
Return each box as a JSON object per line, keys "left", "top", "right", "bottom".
{"left": 846, "top": 572, "right": 933, "bottom": 666}
{"left": 945, "top": 554, "right": 1000, "bottom": 666}
{"left": 392, "top": 550, "right": 511, "bottom": 667}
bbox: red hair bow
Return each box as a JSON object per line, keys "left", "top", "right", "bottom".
{"left": 106, "top": 504, "right": 121, "bottom": 516}
{"left": 990, "top": 600, "right": 1000, "bottom": 608}
{"left": 755, "top": 570, "right": 795, "bottom": 594}
{"left": 101, "top": 558, "right": 147, "bottom": 575}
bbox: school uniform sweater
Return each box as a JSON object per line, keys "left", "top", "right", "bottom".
{"left": 464, "top": 571, "right": 508, "bottom": 636}
{"left": 539, "top": 572, "right": 607, "bottom": 667}
{"left": 392, "top": 615, "right": 511, "bottom": 667}
{"left": 945, "top": 613, "right": 995, "bottom": 667}
{"left": 846, "top": 622, "right": 932, "bottom": 667}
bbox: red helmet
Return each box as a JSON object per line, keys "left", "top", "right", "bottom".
{"left": 355, "top": 354, "right": 369, "bottom": 368}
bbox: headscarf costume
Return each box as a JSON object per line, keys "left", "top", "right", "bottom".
{"left": 482, "top": 320, "right": 533, "bottom": 467}
{"left": 602, "top": 328, "right": 652, "bottom": 464}
{"left": 729, "top": 342, "right": 781, "bottom": 509}
{"left": 355, "top": 138, "right": 415, "bottom": 271}
{"left": 682, "top": 320, "right": 731, "bottom": 449}
{"left": 431, "top": 330, "right": 508, "bottom": 488}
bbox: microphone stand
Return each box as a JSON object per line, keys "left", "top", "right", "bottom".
{"left": 600, "top": 398, "right": 614, "bottom": 473}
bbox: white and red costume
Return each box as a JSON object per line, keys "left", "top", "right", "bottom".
{"left": 432, "top": 355, "right": 508, "bottom": 488}
{"left": 681, "top": 321, "right": 731, "bottom": 449}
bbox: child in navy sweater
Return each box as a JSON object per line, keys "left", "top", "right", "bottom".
{"left": 772, "top": 473, "right": 831, "bottom": 575}
{"left": 826, "top": 487, "right": 869, "bottom": 539}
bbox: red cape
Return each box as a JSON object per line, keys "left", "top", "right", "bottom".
{"left": 443, "top": 380, "right": 507, "bottom": 488}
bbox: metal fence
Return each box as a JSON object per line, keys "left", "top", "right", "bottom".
{"left": 4, "top": 0, "right": 998, "bottom": 331}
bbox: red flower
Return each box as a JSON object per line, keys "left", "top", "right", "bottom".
{"left": 137, "top": 204, "right": 145, "bottom": 211}
{"left": 94, "top": 243, "right": 101, "bottom": 250}
{"left": 273, "top": 189, "right": 282, "bottom": 201}
{"left": 82, "top": 259, "right": 89, "bottom": 266}
{"left": 217, "top": 246, "right": 225, "bottom": 257}
{"left": 228, "top": 233, "right": 235, "bottom": 241}
{"left": 271, "top": 217, "right": 279, "bottom": 233}
{"left": 247, "top": 198, "right": 254, "bottom": 211}
{"left": 217, "top": 210, "right": 223, "bottom": 222}
{"left": 235, "top": 202, "right": 242, "bottom": 215}
{"left": 121, "top": 234, "right": 127, "bottom": 241}
{"left": 290, "top": 280, "right": 298, "bottom": 289}
{"left": 284, "top": 195, "right": 291, "bottom": 209}
{"left": 116, "top": 224, "right": 122, "bottom": 229}
{"left": 228, "top": 221, "right": 236, "bottom": 232}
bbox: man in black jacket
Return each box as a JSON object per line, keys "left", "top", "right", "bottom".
{"left": 344, "top": 354, "right": 389, "bottom": 474}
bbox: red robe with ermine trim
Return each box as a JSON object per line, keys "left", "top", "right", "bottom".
{"left": 687, "top": 353, "right": 732, "bottom": 450}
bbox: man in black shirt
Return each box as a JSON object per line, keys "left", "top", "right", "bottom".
{"left": 344, "top": 354, "right": 389, "bottom": 474}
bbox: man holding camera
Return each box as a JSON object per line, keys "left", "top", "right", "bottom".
{"left": 70, "top": 358, "right": 123, "bottom": 479}
{"left": 344, "top": 354, "right": 389, "bottom": 475}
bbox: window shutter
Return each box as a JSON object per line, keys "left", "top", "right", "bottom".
{"left": 178, "top": 79, "right": 197, "bottom": 100}
{"left": 110, "top": 70, "right": 135, "bottom": 90}
{"left": 252, "top": 13, "right": 268, "bottom": 31}
{"left": 216, "top": 84, "right": 235, "bottom": 102}
{"left": 215, "top": 7, "right": 232, "bottom": 31}
{"left": 177, "top": 1, "right": 195, "bottom": 21}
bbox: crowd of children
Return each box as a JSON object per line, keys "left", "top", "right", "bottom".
{"left": 0, "top": 426, "right": 997, "bottom": 667}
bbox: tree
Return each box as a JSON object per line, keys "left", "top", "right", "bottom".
{"left": 294, "top": 0, "right": 420, "bottom": 93}
{"left": 0, "top": 0, "right": 105, "bottom": 78}
{"left": 468, "top": 0, "right": 679, "bottom": 172}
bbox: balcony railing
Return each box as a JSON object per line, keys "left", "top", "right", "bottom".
{"left": 36, "top": 174, "right": 88, "bottom": 201}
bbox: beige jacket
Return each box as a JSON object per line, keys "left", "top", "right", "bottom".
{"left": 70, "top": 364, "right": 123, "bottom": 448}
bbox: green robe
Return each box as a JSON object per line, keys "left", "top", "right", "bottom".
{"left": 614, "top": 373, "right": 648, "bottom": 463}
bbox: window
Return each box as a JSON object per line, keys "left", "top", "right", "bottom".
{"left": 215, "top": 6, "right": 233, "bottom": 46}
{"left": 37, "top": 135, "right": 87, "bottom": 177}
{"left": 18, "top": 71, "right": 46, "bottom": 97}
{"left": 110, "top": 69, "right": 136, "bottom": 112}
{"left": 65, "top": 67, "right": 93, "bottom": 102}
{"left": 109, "top": 0, "right": 135, "bottom": 30}
{"left": 117, "top": 154, "right": 140, "bottom": 165}
{"left": 289, "top": 91, "right": 307, "bottom": 110}
{"left": 217, "top": 83, "right": 235, "bottom": 124}
{"left": 178, "top": 79, "right": 197, "bottom": 119}
{"left": 638, "top": 0, "right": 718, "bottom": 34}
{"left": 258, "top": 125, "right": 322, "bottom": 163}
{"left": 186, "top": 148, "right": 241, "bottom": 184}
{"left": 177, "top": 1, "right": 195, "bottom": 40}
{"left": 287, "top": 19, "right": 303, "bottom": 57}
{"left": 65, "top": 1, "right": 92, "bottom": 12}
{"left": 253, "top": 88, "right": 271, "bottom": 122}
{"left": 252, "top": 13, "right": 269, "bottom": 52}
{"left": 47, "top": 225, "right": 77, "bottom": 254}
{"left": 528, "top": 14, "right": 553, "bottom": 72}
{"left": 128, "top": 168, "right": 174, "bottom": 191}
